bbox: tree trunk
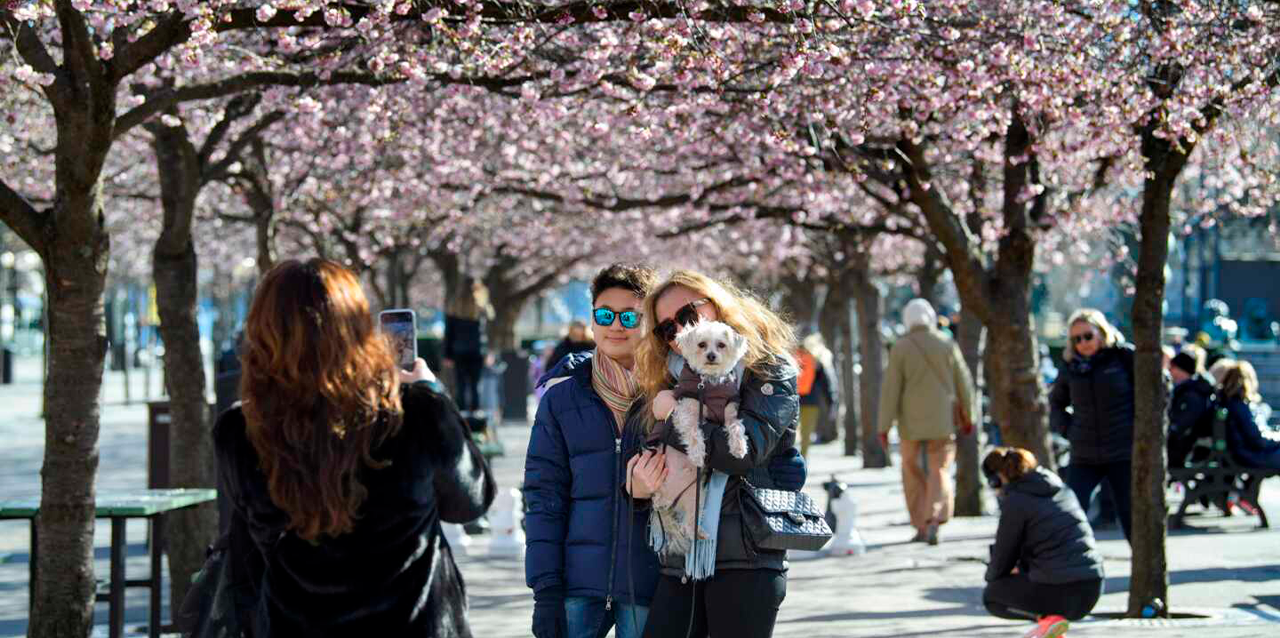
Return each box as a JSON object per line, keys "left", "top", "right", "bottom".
{"left": 897, "top": 121, "right": 1055, "bottom": 469}
{"left": 31, "top": 197, "right": 110, "bottom": 638}
{"left": 817, "top": 281, "right": 845, "bottom": 444}
{"left": 954, "top": 310, "right": 984, "bottom": 516}
{"left": 851, "top": 254, "right": 888, "bottom": 467}
{"left": 917, "top": 244, "right": 945, "bottom": 308}
{"left": 838, "top": 290, "right": 860, "bottom": 456}
{"left": 150, "top": 122, "right": 218, "bottom": 611}
{"left": 488, "top": 301, "right": 522, "bottom": 353}
{"left": 986, "top": 316, "right": 1053, "bottom": 467}
{"left": 1127, "top": 133, "right": 1186, "bottom": 618}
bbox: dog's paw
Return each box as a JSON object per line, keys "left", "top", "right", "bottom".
{"left": 686, "top": 433, "right": 707, "bottom": 467}
{"left": 726, "top": 419, "right": 748, "bottom": 458}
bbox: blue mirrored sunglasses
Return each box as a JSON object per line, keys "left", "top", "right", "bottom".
{"left": 593, "top": 307, "right": 642, "bottom": 329}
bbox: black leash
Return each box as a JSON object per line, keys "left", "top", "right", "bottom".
{"left": 686, "top": 385, "right": 706, "bottom": 638}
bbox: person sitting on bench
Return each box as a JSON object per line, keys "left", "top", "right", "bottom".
{"left": 1167, "top": 349, "right": 1216, "bottom": 469}
{"left": 982, "top": 447, "right": 1104, "bottom": 638}
{"left": 1218, "top": 361, "right": 1280, "bottom": 470}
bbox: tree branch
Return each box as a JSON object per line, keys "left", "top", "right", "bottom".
{"left": 0, "top": 178, "right": 47, "bottom": 255}
{"left": 204, "top": 110, "right": 286, "bottom": 182}
{"left": 1, "top": 10, "right": 59, "bottom": 76}
{"left": 113, "top": 70, "right": 402, "bottom": 139}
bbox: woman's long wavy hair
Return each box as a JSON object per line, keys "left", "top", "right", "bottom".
{"left": 239, "top": 259, "right": 403, "bottom": 541}
{"left": 1218, "top": 360, "right": 1262, "bottom": 404}
{"left": 634, "top": 270, "right": 797, "bottom": 407}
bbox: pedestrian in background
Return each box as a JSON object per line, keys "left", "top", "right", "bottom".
{"left": 878, "top": 298, "right": 975, "bottom": 545}
{"left": 546, "top": 320, "right": 596, "bottom": 370}
{"left": 982, "top": 447, "right": 1104, "bottom": 638}
{"left": 1049, "top": 308, "right": 1136, "bottom": 543}
{"left": 1218, "top": 360, "right": 1280, "bottom": 470}
{"left": 215, "top": 259, "right": 496, "bottom": 636}
{"left": 1167, "top": 348, "right": 1216, "bottom": 469}
{"left": 796, "top": 333, "right": 836, "bottom": 457}
{"left": 445, "top": 279, "right": 493, "bottom": 413}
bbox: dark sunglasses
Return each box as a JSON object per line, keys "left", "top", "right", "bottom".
{"left": 1071, "top": 332, "right": 1096, "bottom": 345}
{"left": 652, "top": 298, "right": 711, "bottom": 342}
{"left": 593, "top": 307, "right": 642, "bottom": 329}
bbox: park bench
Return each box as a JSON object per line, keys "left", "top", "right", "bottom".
{"left": 1168, "top": 408, "right": 1280, "bottom": 529}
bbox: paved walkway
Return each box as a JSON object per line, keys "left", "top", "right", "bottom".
{"left": 2, "top": 354, "right": 1279, "bottom": 636}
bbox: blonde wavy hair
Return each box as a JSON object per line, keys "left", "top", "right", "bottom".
{"left": 634, "top": 270, "right": 797, "bottom": 403}
{"left": 1062, "top": 308, "right": 1125, "bottom": 362}
{"left": 1218, "top": 360, "right": 1261, "bottom": 404}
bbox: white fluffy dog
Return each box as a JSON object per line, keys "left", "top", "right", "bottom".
{"left": 670, "top": 320, "right": 751, "bottom": 465}
{"left": 651, "top": 320, "right": 751, "bottom": 556}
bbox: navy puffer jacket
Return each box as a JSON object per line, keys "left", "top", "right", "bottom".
{"left": 523, "top": 353, "right": 660, "bottom": 606}
{"left": 1049, "top": 345, "right": 1136, "bottom": 464}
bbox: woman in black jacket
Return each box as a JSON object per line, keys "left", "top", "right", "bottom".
{"left": 215, "top": 259, "right": 496, "bottom": 637}
{"left": 630, "top": 270, "right": 804, "bottom": 638}
{"left": 445, "top": 279, "right": 492, "bottom": 412}
{"left": 982, "top": 447, "right": 1104, "bottom": 638}
{"left": 1048, "top": 308, "right": 1135, "bottom": 542}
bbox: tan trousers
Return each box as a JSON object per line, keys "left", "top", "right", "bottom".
{"left": 798, "top": 405, "right": 821, "bottom": 458}
{"left": 899, "top": 438, "right": 956, "bottom": 530}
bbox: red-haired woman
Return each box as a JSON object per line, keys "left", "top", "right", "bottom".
{"left": 214, "top": 259, "right": 495, "bottom": 636}
{"left": 981, "top": 447, "right": 1104, "bottom": 638}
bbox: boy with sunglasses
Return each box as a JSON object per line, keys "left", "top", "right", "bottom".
{"left": 524, "top": 263, "right": 667, "bottom": 638}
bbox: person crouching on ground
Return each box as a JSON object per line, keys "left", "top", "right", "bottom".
{"left": 982, "top": 447, "right": 1104, "bottom": 638}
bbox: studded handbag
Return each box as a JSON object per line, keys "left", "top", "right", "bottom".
{"left": 740, "top": 481, "right": 833, "bottom": 552}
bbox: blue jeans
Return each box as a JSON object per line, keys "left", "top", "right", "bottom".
{"left": 565, "top": 596, "right": 649, "bottom": 638}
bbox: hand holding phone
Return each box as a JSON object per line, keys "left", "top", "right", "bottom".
{"left": 378, "top": 309, "right": 418, "bottom": 372}
{"left": 398, "top": 358, "right": 437, "bottom": 385}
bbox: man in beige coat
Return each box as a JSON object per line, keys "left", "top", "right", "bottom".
{"left": 878, "top": 298, "right": 976, "bottom": 545}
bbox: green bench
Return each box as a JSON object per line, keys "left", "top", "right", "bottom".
{"left": 1, "top": 488, "right": 217, "bottom": 638}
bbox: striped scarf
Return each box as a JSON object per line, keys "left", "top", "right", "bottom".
{"left": 591, "top": 349, "right": 638, "bottom": 432}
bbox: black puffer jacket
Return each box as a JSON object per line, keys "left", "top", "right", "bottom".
{"left": 986, "top": 468, "right": 1104, "bottom": 585}
{"left": 653, "top": 357, "right": 802, "bottom": 575}
{"left": 215, "top": 382, "right": 497, "bottom": 638}
{"left": 1049, "top": 345, "right": 1136, "bottom": 464}
{"left": 1168, "top": 373, "right": 1216, "bottom": 467}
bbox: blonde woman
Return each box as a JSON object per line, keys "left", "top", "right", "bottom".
{"left": 444, "top": 279, "right": 493, "bottom": 412}
{"left": 629, "top": 270, "right": 805, "bottom": 638}
{"left": 1048, "top": 309, "right": 1135, "bottom": 542}
{"left": 1218, "top": 361, "right": 1280, "bottom": 469}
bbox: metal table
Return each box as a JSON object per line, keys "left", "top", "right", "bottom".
{"left": 0, "top": 488, "right": 217, "bottom": 638}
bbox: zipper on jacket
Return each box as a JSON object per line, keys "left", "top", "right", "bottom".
{"left": 605, "top": 433, "right": 622, "bottom": 609}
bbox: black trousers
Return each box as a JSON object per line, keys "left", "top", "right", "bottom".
{"left": 642, "top": 570, "right": 786, "bottom": 638}
{"left": 1064, "top": 460, "right": 1132, "bottom": 542}
{"left": 453, "top": 355, "right": 484, "bottom": 412}
{"left": 984, "top": 574, "right": 1102, "bottom": 621}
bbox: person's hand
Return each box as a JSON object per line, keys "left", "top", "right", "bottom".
{"left": 1010, "top": 566, "right": 1020, "bottom": 575}
{"left": 398, "top": 358, "right": 437, "bottom": 385}
{"left": 442, "top": 358, "right": 455, "bottom": 369}
{"left": 653, "top": 390, "right": 677, "bottom": 421}
{"left": 878, "top": 432, "right": 890, "bottom": 451}
{"left": 531, "top": 587, "right": 566, "bottom": 638}
{"left": 627, "top": 450, "right": 669, "bottom": 499}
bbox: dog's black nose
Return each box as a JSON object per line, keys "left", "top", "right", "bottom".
{"left": 706, "top": 353, "right": 717, "bottom": 362}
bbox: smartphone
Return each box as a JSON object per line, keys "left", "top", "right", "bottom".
{"left": 378, "top": 309, "right": 418, "bottom": 371}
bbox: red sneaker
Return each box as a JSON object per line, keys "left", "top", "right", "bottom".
{"left": 1021, "top": 615, "right": 1069, "bottom": 638}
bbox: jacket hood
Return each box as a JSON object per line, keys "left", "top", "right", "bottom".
{"left": 537, "top": 350, "right": 593, "bottom": 389}
{"left": 1008, "top": 467, "right": 1063, "bottom": 498}
{"left": 902, "top": 298, "right": 937, "bottom": 330}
